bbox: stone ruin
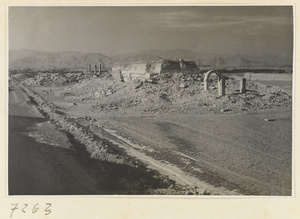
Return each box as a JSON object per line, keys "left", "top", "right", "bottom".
{"left": 87, "top": 64, "right": 108, "bottom": 77}
{"left": 111, "top": 59, "right": 247, "bottom": 97}
{"left": 111, "top": 59, "right": 200, "bottom": 82}
{"left": 204, "top": 70, "right": 247, "bottom": 96}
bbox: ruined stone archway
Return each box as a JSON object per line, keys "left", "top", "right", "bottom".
{"left": 204, "top": 70, "right": 225, "bottom": 96}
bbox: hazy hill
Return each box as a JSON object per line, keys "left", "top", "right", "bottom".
{"left": 139, "top": 48, "right": 292, "bottom": 68}
{"left": 9, "top": 49, "right": 292, "bottom": 71}
{"left": 112, "top": 53, "right": 162, "bottom": 64}
{"left": 139, "top": 48, "right": 203, "bottom": 61}
{"left": 9, "top": 50, "right": 112, "bottom": 71}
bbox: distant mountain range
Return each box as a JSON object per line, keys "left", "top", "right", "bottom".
{"left": 138, "top": 49, "right": 292, "bottom": 69}
{"left": 9, "top": 49, "right": 293, "bottom": 71}
{"left": 9, "top": 50, "right": 112, "bottom": 71}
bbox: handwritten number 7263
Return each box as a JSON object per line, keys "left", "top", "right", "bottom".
{"left": 11, "top": 203, "right": 52, "bottom": 218}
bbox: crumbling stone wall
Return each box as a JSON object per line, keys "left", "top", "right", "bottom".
{"left": 180, "top": 61, "right": 200, "bottom": 74}
{"left": 112, "top": 59, "right": 200, "bottom": 82}
{"left": 160, "top": 60, "right": 181, "bottom": 73}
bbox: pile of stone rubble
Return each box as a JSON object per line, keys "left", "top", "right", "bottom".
{"left": 23, "top": 72, "right": 86, "bottom": 86}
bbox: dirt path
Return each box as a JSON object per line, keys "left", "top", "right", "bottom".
{"left": 94, "top": 112, "right": 292, "bottom": 195}
{"left": 90, "top": 125, "right": 239, "bottom": 195}
{"left": 8, "top": 83, "right": 175, "bottom": 195}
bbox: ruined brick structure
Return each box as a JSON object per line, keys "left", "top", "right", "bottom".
{"left": 112, "top": 59, "right": 200, "bottom": 82}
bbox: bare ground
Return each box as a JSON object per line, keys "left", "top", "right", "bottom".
{"left": 9, "top": 83, "right": 177, "bottom": 195}
{"left": 10, "top": 72, "right": 293, "bottom": 195}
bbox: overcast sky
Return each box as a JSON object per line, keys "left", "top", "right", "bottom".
{"left": 9, "top": 6, "right": 293, "bottom": 57}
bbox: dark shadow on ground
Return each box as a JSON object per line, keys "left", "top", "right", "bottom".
{"left": 9, "top": 115, "right": 171, "bottom": 195}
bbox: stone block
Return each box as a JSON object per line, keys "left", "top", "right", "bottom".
{"left": 240, "top": 78, "right": 246, "bottom": 93}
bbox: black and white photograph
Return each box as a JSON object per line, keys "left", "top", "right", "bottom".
{"left": 8, "top": 6, "right": 293, "bottom": 196}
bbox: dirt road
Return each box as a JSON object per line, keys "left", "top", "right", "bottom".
{"left": 31, "top": 87, "right": 292, "bottom": 195}
{"left": 96, "top": 111, "right": 292, "bottom": 195}
{"left": 9, "top": 83, "right": 172, "bottom": 195}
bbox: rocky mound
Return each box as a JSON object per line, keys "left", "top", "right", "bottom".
{"left": 27, "top": 72, "right": 292, "bottom": 115}
{"left": 23, "top": 72, "right": 86, "bottom": 86}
